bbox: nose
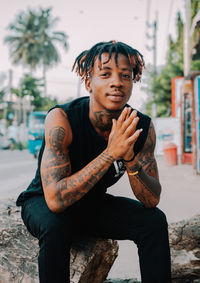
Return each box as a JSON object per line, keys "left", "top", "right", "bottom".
{"left": 110, "top": 73, "right": 122, "bottom": 88}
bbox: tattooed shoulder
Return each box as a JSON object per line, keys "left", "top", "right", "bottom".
{"left": 49, "top": 126, "right": 65, "bottom": 151}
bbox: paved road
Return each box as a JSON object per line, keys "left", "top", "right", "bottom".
{"left": 1, "top": 150, "right": 200, "bottom": 281}
{"left": 0, "top": 150, "right": 37, "bottom": 200}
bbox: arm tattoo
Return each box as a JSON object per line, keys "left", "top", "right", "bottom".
{"left": 42, "top": 126, "right": 71, "bottom": 187}
{"left": 126, "top": 122, "right": 161, "bottom": 208}
{"left": 49, "top": 127, "right": 65, "bottom": 151}
{"left": 138, "top": 123, "right": 159, "bottom": 178}
{"left": 42, "top": 125, "right": 115, "bottom": 211}
{"left": 56, "top": 151, "right": 114, "bottom": 209}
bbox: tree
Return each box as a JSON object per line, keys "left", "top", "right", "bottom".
{"left": 144, "top": 2, "right": 200, "bottom": 117}
{"left": 12, "top": 73, "right": 58, "bottom": 111}
{"left": 12, "top": 74, "right": 44, "bottom": 109}
{"left": 36, "top": 8, "right": 68, "bottom": 96}
{"left": 0, "top": 89, "right": 5, "bottom": 103}
{"left": 4, "top": 7, "right": 68, "bottom": 95}
{"left": 12, "top": 74, "right": 58, "bottom": 125}
{"left": 4, "top": 11, "right": 41, "bottom": 72}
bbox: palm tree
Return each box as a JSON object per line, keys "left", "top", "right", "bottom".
{"left": 5, "top": 7, "right": 68, "bottom": 96}
{"left": 36, "top": 8, "right": 68, "bottom": 96}
{"left": 4, "top": 10, "right": 40, "bottom": 73}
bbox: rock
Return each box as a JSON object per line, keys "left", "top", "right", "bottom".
{"left": 105, "top": 280, "right": 137, "bottom": 283}
{"left": 169, "top": 214, "right": 200, "bottom": 282}
{"left": 0, "top": 199, "right": 119, "bottom": 283}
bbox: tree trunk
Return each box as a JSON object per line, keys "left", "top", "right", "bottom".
{"left": 43, "top": 64, "right": 47, "bottom": 97}
{"left": 0, "top": 199, "right": 118, "bottom": 283}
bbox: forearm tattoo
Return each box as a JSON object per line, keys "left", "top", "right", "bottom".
{"left": 56, "top": 151, "right": 114, "bottom": 210}
{"left": 42, "top": 126, "right": 115, "bottom": 210}
{"left": 126, "top": 123, "right": 161, "bottom": 208}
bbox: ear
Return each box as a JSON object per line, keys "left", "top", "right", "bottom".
{"left": 85, "top": 77, "right": 92, "bottom": 93}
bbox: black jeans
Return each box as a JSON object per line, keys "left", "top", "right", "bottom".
{"left": 21, "top": 193, "right": 171, "bottom": 283}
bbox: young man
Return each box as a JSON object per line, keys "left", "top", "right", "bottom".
{"left": 17, "top": 40, "right": 171, "bottom": 283}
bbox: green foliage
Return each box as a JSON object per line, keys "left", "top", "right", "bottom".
{"left": 12, "top": 73, "right": 58, "bottom": 110}
{"left": 4, "top": 7, "right": 68, "bottom": 71}
{"left": 0, "top": 89, "right": 5, "bottom": 102}
{"left": 37, "top": 96, "right": 58, "bottom": 111}
{"left": 145, "top": 1, "right": 200, "bottom": 117}
{"left": 12, "top": 74, "right": 42, "bottom": 108}
{"left": 191, "top": 59, "right": 200, "bottom": 70}
{"left": 191, "top": 0, "right": 200, "bottom": 19}
{"left": 12, "top": 74, "right": 43, "bottom": 98}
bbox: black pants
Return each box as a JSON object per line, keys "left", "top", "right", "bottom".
{"left": 21, "top": 193, "right": 171, "bottom": 283}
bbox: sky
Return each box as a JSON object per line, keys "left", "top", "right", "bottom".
{"left": 0, "top": 0, "right": 185, "bottom": 111}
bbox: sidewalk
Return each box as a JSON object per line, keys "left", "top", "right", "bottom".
{"left": 157, "top": 155, "right": 200, "bottom": 223}
{"left": 107, "top": 155, "right": 200, "bottom": 281}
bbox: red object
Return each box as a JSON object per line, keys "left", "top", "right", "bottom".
{"left": 163, "top": 142, "right": 178, "bottom": 166}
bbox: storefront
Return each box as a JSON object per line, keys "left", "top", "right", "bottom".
{"left": 181, "top": 79, "right": 193, "bottom": 164}
{"left": 180, "top": 73, "right": 200, "bottom": 172}
{"left": 194, "top": 75, "right": 200, "bottom": 174}
{"left": 171, "top": 73, "right": 200, "bottom": 173}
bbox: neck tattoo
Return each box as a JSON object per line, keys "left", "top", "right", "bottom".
{"left": 90, "top": 109, "right": 121, "bottom": 132}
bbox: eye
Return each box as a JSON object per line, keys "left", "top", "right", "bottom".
{"left": 100, "top": 72, "right": 110, "bottom": 78}
{"left": 122, "top": 73, "right": 131, "bottom": 79}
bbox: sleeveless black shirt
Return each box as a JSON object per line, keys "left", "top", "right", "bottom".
{"left": 16, "top": 96, "right": 151, "bottom": 206}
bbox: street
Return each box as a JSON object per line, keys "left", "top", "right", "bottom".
{"left": 1, "top": 150, "right": 200, "bottom": 281}
{"left": 0, "top": 150, "right": 37, "bottom": 200}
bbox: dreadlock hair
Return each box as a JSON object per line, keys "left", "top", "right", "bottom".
{"left": 72, "top": 40, "right": 145, "bottom": 83}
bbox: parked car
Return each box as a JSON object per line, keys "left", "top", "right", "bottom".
{"left": 27, "top": 111, "right": 46, "bottom": 158}
{"left": 0, "top": 132, "right": 11, "bottom": 149}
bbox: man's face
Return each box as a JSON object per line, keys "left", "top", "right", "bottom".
{"left": 86, "top": 52, "right": 133, "bottom": 112}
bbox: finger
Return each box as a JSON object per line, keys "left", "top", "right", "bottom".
{"left": 125, "top": 107, "right": 132, "bottom": 119}
{"left": 117, "top": 107, "right": 129, "bottom": 124}
{"left": 127, "top": 128, "right": 143, "bottom": 144}
{"left": 123, "top": 119, "right": 139, "bottom": 139}
{"left": 130, "top": 109, "right": 137, "bottom": 118}
{"left": 121, "top": 111, "right": 138, "bottom": 134}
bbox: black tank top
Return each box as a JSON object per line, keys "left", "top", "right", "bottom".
{"left": 16, "top": 96, "right": 151, "bottom": 206}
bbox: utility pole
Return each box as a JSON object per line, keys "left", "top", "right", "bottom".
{"left": 153, "top": 11, "right": 158, "bottom": 76}
{"left": 184, "top": 0, "right": 191, "bottom": 77}
{"left": 7, "top": 69, "right": 14, "bottom": 124}
{"left": 77, "top": 77, "right": 81, "bottom": 98}
{"left": 8, "top": 69, "right": 13, "bottom": 103}
{"left": 145, "top": 8, "right": 158, "bottom": 119}
{"left": 145, "top": 11, "right": 158, "bottom": 75}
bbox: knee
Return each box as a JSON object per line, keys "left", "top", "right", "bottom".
{"left": 148, "top": 208, "right": 168, "bottom": 232}
{"left": 40, "top": 213, "right": 73, "bottom": 242}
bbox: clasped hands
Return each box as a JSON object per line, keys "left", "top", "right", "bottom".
{"left": 107, "top": 107, "right": 143, "bottom": 161}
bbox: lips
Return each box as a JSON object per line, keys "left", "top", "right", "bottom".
{"left": 107, "top": 92, "right": 125, "bottom": 102}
